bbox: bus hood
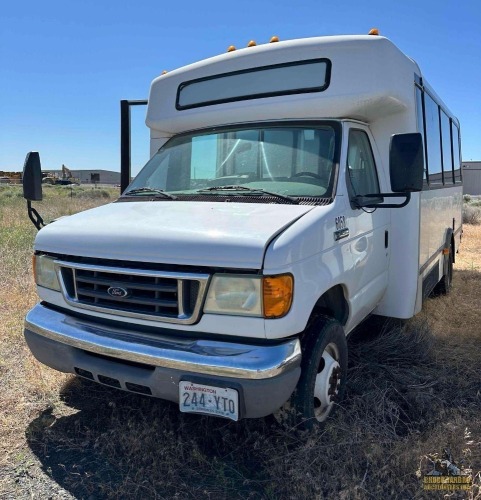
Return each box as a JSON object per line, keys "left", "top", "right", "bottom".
{"left": 34, "top": 201, "right": 314, "bottom": 269}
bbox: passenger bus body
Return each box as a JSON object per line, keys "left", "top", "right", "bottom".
{"left": 23, "top": 34, "right": 462, "bottom": 425}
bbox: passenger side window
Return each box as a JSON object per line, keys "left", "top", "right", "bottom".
{"left": 346, "top": 130, "right": 380, "bottom": 196}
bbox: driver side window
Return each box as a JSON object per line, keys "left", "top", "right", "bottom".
{"left": 346, "top": 130, "right": 380, "bottom": 196}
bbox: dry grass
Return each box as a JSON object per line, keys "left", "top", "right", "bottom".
{"left": 1, "top": 188, "right": 480, "bottom": 499}
{"left": 463, "top": 197, "right": 481, "bottom": 225}
{"left": 0, "top": 186, "right": 119, "bottom": 470}
{"left": 456, "top": 224, "right": 481, "bottom": 272}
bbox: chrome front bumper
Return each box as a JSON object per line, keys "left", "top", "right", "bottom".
{"left": 25, "top": 303, "right": 301, "bottom": 380}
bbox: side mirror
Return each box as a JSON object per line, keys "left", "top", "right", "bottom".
{"left": 23, "top": 152, "right": 43, "bottom": 201}
{"left": 23, "top": 152, "right": 45, "bottom": 230}
{"left": 389, "top": 133, "right": 424, "bottom": 193}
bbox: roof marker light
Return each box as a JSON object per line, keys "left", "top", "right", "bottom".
{"left": 161, "top": 70, "right": 168, "bottom": 75}
{"left": 227, "top": 45, "right": 236, "bottom": 52}
{"left": 247, "top": 40, "right": 257, "bottom": 47}
{"left": 368, "top": 28, "right": 380, "bottom": 35}
{"left": 269, "top": 36, "right": 279, "bottom": 43}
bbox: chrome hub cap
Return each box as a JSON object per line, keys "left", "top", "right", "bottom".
{"left": 313, "top": 343, "right": 341, "bottom": 422}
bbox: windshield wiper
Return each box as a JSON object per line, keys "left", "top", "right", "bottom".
{"left": 123, "top": 187, "right": 177, "bottom": 200}
{"left": 197, "top": 185, "right": 299, "bottom": 204}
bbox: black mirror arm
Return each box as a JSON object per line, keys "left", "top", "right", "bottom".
{"left": 27, "top": 200, "right": 46, "bottom": 230}
{"left": 353, "top": 192, "right": 411, "bottom": 209}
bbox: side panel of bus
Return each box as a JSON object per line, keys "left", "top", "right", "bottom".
{"left": 416, "top": 79, "right": 463, "bottom": 302}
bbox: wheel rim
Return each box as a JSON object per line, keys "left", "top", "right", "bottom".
{"left": 313, "top": 342, "right": 341, "bottom": 422}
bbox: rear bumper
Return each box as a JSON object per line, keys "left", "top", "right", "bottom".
{"left": 24, "top": 303, "right": 302, "bottom": 418}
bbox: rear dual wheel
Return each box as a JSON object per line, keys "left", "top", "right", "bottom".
{"left": 433, "top": 244, "right": 453, "bottom": 296}
{"left": 438, "top": 245, "right": 453, "bottom": 295}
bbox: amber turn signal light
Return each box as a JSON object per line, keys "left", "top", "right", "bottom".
{"left": 263, "top": 275, "right": 293, "bottom": 318}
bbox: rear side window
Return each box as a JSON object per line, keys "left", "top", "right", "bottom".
{"left": 415, "top": 81, "right": 462, "bottom": 188}
{"left": 424, "top": 93, "right": 443, "bottom": 186}
{"left": 452, "top": 123, "right": 462, "bottom": 183}
{"left": 440, "top": 111, "right": 453, "bottom": 184}
{"left": 346, "top": 130, "right": 380, "bottom": 196}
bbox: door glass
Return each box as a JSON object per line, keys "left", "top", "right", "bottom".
{"left": 346, "top": 130, "right": 380, "bottom": 196}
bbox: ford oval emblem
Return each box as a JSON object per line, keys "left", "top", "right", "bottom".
{"left": 107, "top": 286, "right": 129, "bottom": 298}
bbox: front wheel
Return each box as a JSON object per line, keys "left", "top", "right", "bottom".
{"left": 276, "top": 316, "right": 348, "bottom": 429}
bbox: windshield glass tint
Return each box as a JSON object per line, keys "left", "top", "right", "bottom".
{"left": 128, "top": 125, "right": 339, "bottom": 198}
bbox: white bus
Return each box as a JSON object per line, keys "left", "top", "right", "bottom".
{"left": 23, "top": 32, "right": 462, "bottom": 427}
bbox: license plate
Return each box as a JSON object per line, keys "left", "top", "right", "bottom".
{"left": 179, "top": 381, "right": 239, "bottom": 421}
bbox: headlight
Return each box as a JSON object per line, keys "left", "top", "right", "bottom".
{"left": 204, "top": 275, "right": 262, "bottom": 316}
{"left": 203, "top": 274, "right": 293, "bottom": 318}
{"left": 33, "top": 254, "right": 61, "bottom": 291}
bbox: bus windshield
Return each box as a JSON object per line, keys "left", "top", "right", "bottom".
{"left": 126, "top": 123, "right": 340, "bottom": 199}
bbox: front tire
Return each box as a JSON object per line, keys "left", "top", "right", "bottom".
{"left": 277, "top": 316, "right": 348, "bottom": 429}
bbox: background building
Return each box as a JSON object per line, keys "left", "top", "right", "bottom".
{"left": 462, "top": 162, "right": 481, "bottom": 195}
{"left": 42, "top": 169, "right": 120, "bottom": 185}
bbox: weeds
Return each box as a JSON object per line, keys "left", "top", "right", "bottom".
{"left": 463, "top": 196, "right": 481, "bottom": 224}
{"left": 464, "top": 205, "right": 481, "bottom": 225}
{"left": 40, "top": 185, "right": 114, "bottom": 199}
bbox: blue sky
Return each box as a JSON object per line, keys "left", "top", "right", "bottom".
{"left": 1, "top": 0, "right": 480, "bottom": 175}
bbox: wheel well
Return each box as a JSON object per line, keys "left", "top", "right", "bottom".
{"left": 310, "top": 285, "right": 349, "bottom": 326}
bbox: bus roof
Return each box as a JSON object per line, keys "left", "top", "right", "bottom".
{"left": 145, "top": 35, "right": 451, "bottom": 135}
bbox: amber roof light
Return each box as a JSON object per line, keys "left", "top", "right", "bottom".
{"left": 368, "top": 28, "right": 380, "bottom": 35}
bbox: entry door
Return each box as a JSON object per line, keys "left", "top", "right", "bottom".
{"left": 343, "top": 125, "right": 390, "bottom": 328}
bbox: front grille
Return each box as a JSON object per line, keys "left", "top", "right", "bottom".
{"left": 56, "top": 260, "right": 209, "bottom": 324}
{"left": 75, "top": 268, "right": 180, "bottom": 316}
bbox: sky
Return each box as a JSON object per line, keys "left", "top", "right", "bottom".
{"left": 1, "top": 0, "right": 480, "bottom": 176}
